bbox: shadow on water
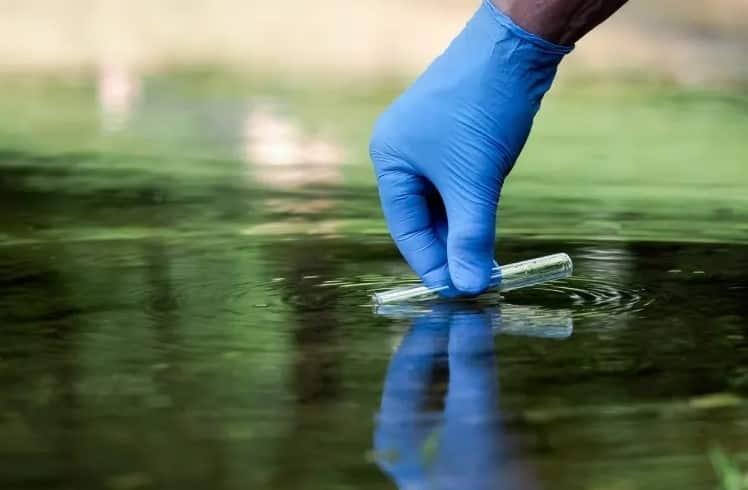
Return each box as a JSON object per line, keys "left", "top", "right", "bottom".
{"left": 265, "top": 239, "right": 345, "bottom": 489}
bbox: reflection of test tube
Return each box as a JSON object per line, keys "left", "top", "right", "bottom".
{"left": 374, "top": 303, "right": 573, "bottom": 340}
{"left": 496, "top": 304, "right": 573, "bottom": 340}
{"left": 372, "top": 253, "right": 573, "bottom": 305}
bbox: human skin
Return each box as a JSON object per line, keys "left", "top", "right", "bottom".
{"left": 492, "top": 0, "right": 629, "bottom": 45}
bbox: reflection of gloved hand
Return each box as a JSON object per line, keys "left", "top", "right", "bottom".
{"left": 374, "top": 306, "right": 513, "bottom": 490}
{"left": 370, "top": 0, "right": 571, "bottom": 295}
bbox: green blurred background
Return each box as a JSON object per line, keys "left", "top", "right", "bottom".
{"left": 0, "top": 0, "right": 746, "bottom": 246}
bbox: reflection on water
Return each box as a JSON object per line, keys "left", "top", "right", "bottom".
{"left": 374, "top": 304, "right": 569, "bottom": 490}
{"left": 375, "top": 303, "right": 573, "bottom": 341}
{"left": 1, "top": 236, "right": 747, "bottom": 489}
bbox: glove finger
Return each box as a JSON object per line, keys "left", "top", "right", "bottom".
{"left": 426, "top": 183, "right": 449, "bottom": 246}
{"left": 376, "top": 169, "right": 450, "bottom": 289}
{"left": 443, "top": 190, "right": 499, "bottom": 295}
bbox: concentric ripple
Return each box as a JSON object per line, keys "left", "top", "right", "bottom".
{"left": 330, "top": 273, "right": 653, "bottom": 319}
{"left": 503, "top": 276, "right": 654, "bottom": 319}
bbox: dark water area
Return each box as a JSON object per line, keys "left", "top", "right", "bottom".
{"left": 2, "top": 234, "right": 747, "bottom": 490}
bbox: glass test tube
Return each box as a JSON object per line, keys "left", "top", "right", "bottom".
{"left": 372, "top": 253, "right": 573, "bottom": 305}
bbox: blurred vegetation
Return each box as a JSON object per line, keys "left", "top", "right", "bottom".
{"left": 712, "top": 448, "right": 748, "bottom": 490}
{"left": 0, "top": 71, "right": 745, "bottom": 246}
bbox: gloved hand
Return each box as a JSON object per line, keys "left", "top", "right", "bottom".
{"left": 370, "top": 0, "right": 571, "bottom": 295}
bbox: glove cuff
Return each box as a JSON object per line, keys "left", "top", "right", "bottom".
{"left": 481, "top": 0, "right": 574, "bottom": 57}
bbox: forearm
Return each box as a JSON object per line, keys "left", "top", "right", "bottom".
{"left": 492, "top": 0, "right": 628, "bottom": 45}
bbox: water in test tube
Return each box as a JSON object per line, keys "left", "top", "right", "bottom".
{"left": 372, "top": 253, "right": 573, "bottom": 305}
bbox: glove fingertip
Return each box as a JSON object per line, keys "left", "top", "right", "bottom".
{"left": 450, "top": 260, "right": 494, "bottom": 296}
{"left": 420, "top": 263, "right": 453, "bottom": 292}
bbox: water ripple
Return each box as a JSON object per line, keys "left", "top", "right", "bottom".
{"left": 323, "top": 273, "right": 652, "bottom": 320}
{"left": 500, "top": 275, "right": 653, "bottom": 319}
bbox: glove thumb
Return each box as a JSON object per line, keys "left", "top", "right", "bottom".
{"left": 445, "top": 193, "right": 499, "bottom": 295}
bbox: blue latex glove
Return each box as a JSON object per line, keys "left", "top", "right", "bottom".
{"left": 370, "top": 0, "right": 572, "bottom": 295}
{"left": 373, "top": 305, "right": 538, "bottom": 490}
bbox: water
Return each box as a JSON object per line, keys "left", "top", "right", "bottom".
{"left": 1, "top": 73, "right": 747, "bottom": 489}
{"left": 2, "top": 235, "right": 747, "bottom": 489}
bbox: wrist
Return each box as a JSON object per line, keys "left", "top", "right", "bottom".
{"left": 492, "top": 0, "right": 628, "bottom": 45}
{"left": 482, "top": 0, "right": 573, "bottom": 56}
{"left": 491, "top": 0, "right": 576, "bottom": 46}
